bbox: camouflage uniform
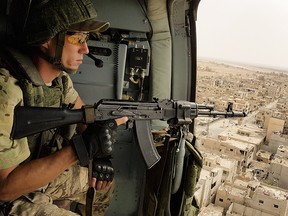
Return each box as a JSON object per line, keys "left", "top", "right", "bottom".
{"left": 8, "top": 165, "right": 114, "bottom": 216}
{"left": 0, "top": 61, "right": 114, "bottom": 215}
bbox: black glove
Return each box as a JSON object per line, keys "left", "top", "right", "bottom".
{"left": 71, "top": 120, "right": 117, "bottom": 166}
{"left": 92, "top": 158, "right": 114, "bottom": 182}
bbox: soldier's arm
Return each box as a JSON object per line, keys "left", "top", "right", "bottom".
{"left": 0, "top": 92, "right": 82, "bottom": 202}
{"left": 0, "top": 145, "right": 77, "bottom": 202}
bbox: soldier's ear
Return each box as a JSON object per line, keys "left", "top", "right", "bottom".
{"left": 42, "top": 40, "right": 51, "bottom": 49}
{"left": 39, "top": 38, "right": 55, "bottom": 55}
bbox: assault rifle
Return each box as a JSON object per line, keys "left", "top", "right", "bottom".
{"left": 11, "top": 99, "right": 246, "bottom": 169}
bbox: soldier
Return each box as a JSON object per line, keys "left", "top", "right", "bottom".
{"left": 0, "top": 0, "right": 127, "bottom": 215}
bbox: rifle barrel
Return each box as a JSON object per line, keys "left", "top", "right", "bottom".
{"left": 197, "top": 110, "right": 246, "bottom": 118}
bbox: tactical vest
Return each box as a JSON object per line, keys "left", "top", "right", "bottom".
{"left": 0, "top": 46, "right": 69, "bottom": 160}
{"left": 22, "top": 75, "right": 69, "bottom": 160}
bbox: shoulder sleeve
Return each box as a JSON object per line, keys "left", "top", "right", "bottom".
{"left": 62, "top": 72, "right": 79, "bottom": 104}
{"left": 0, "top": 68, "right": 30, "bottom": 169}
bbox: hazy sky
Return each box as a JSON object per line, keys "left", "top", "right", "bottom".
{"left": 196, "top": 0, "right": 288, "bottom": 70}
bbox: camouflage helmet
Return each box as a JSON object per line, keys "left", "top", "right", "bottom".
{"left": 9, "top": 0, "right": 109, "bottom": 46}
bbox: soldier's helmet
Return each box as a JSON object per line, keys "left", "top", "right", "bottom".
{"left": 9, "top": 0, "right": 109, "bottom": 46}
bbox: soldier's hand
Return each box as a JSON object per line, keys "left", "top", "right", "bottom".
{"left": 90, "top": 158, "right": 114, "bottom": 190}
{"left": 71, "top": 117, "right": 128, "bottom": 166}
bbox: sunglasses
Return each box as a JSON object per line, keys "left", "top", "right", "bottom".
{"left": 65, "top": 31, "right": 90, "bottom": 46}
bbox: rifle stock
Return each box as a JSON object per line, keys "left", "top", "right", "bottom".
{"left": 11, "top": 106, "right": 85, "bottom": 139}
{"left": 11, "top": 99, "right": 246, "bottom": 169}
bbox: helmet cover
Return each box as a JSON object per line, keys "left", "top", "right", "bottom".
{"left": 9, "top": 0, "right": 109, "bottom": 45}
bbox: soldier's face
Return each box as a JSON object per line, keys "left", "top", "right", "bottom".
{"left": 61, "top": 31, "right": 90, "bottom": 73}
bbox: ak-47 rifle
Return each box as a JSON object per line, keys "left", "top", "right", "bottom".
{"left": 11, "top": 98, "right": 246, "bottom": 169}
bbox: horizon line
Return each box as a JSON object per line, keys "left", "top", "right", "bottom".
{"left": 197, "top": 56, "right": 288, "bottom": 73}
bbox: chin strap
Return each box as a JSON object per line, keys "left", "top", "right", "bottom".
{"left": 54, "top": 31, "right": 66, "bottom": 68}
